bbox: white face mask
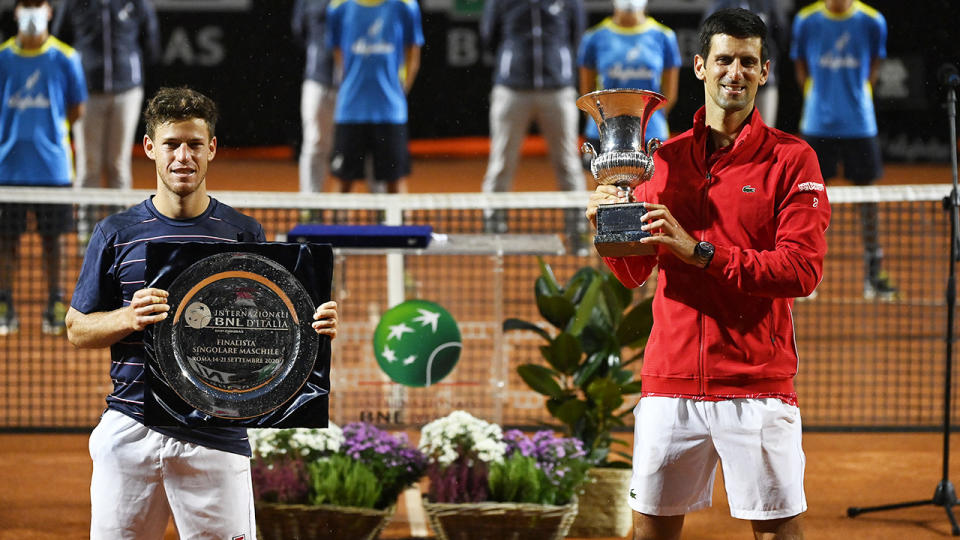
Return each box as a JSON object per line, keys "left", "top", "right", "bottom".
{"left": 17, "top": 7, "right": 49, "bottom": 37}
{"left": 612, "top": 0, "right": 647, "bottom": 12}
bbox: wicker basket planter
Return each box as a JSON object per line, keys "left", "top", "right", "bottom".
{"left": 567, "top": 467, "right": 633, "bottom": 538}
{"left": 422, "top": 496, "right": 578, "bottom": 540}
{"left": 255, "top": 501, "right": 395, "bottom": 540}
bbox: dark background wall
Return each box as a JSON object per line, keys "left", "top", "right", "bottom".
{"left": 1, "top": 0, "right": 958, "bottom": 161}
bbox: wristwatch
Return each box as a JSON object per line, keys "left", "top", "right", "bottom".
{"left": 694, "top": 241, "right": 715, "bottom": 269}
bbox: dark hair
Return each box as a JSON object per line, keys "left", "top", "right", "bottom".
{"left": 17, "top": 0, "right": 48, "bottom": 7}
{"left": 143, "top": 87, "right": 219, "bottom": 140}
{"left": 698, "top": 8, "right": 768, "bottom": 64}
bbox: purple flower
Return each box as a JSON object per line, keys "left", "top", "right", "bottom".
{"left": 504, "top": 429, "right": 537, "bottom": 458}
{"left": 340, "top": 422, "right": 428, "bottom": 508}
{"left": 501, "top": 430, "right": 588, "bottom": 489}
{"left": 252, "top": 422, "right": 427, "bottom": 509}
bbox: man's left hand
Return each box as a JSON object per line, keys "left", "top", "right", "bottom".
{"left": 312, "top": 300, "right": 338, "bottom": 339}
{"left": 639, "top": 203, "right": 704, "bottom": 268}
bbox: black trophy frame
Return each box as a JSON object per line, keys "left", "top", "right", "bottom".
{"left": 143, "top": 241, "right": 333, "bottom": 429}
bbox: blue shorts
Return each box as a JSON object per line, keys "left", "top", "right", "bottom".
{"left": 331, "top": 123, "right": 410, "bottom": 183}
{"left": 802, "top": 136, "right": 883, "bottom": 184}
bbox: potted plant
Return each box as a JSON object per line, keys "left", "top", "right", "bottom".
{"left": 249, "top": 422, "right": 427, "bottom": 540}
{"left": 418, "top": 410, "right": 590, "bottom": 540}
{"left": 503, "top": 258, "right": 653, "bottom": 537}
{"left": 495, "top": 429, "right": 592, "bottom": 506}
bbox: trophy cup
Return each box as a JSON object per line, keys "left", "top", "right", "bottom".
{"left": 577, "top": 88, "right": 666, "bottom": 257}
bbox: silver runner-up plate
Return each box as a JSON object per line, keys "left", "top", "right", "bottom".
{"left": 152, "top": 252, "right": 319, "bottom": 419}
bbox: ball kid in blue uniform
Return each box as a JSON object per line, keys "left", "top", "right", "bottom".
{"left": 791, "top": 0, "right": 893, "bottom": 300}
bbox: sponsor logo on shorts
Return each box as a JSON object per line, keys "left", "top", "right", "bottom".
{"left": 231, "top": 535, "right": 246, "bottom": 540}
{"left": 742, "top": 185, "right": 756, "bottom": 193}
{"left": 629, "top": 488, "right": 637, "bottom": 499}
{"left": 798, "top": 182, "right": 825, "bottom": 192}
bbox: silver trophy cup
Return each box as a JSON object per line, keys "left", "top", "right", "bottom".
{"left": 577, "top": 89, "right": 666, "bottom": 257}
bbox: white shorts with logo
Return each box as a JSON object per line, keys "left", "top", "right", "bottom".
{"left": 89, "top": 409, "right": 257, "bottom": 540}
{"left": 629, "top": 396, "right": 807, "bottom": 520}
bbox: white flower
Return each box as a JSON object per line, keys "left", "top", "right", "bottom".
{"left": 249, "top": 423, "right": 343, "bottom": 462}
{"left": 418, "top": 410, "right": 506, "bottom": 466}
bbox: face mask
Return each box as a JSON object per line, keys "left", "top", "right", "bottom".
{"left": 612, "top": 0, "right": 647, "bottom": 12}
{"left": 17, "top": 7, "right": 49, "bottom": 36}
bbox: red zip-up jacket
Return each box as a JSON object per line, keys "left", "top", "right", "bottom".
{"left": 603, "top": 107, "right": 830, "bottom": 399}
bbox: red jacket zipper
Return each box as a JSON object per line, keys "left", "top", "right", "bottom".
{"left": 698, "top": 170, "right": 713, "bottom": 396}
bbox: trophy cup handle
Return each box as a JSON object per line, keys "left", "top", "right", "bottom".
{"left": 646, "top": 137, "right": 662, "bottom": 156}
{"left": 581, "top": 141, "right": 596, "bottom": 160}
{"left": 581, "top": 142, "right": 598, "bottom": 179}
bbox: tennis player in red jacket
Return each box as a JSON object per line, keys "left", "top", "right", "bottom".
{"left": 586, "top": 8, "right": 830, "bottom": 540}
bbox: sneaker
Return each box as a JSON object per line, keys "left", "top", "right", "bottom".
{"left": 42, "top": 295, "right": 68, "bottom": 336}
{"left": 0, "top": 297, "right": 18, "bottom": 336}
{"left": 864, "top": 272, "right": 898, "bottom": 301}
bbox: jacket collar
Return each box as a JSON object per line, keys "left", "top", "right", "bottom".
{"left": 692, "top": 105, "right": 766, "bottom": 164}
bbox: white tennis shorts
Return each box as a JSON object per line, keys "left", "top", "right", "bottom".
{"left": 89, "top": 409, "right": 257, "bottom": 540}
{"left": 629, "top": 396, "right": 807, "bottom": 520}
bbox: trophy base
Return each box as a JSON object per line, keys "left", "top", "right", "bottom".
{"left": 594, "top": 202, "right": 654, "bottom": 257}
{"left": 594, "top": 232, "right": 655, "bottom": 257}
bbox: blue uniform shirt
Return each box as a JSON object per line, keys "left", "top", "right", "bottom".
{"left": 0, "top": 37, "right": 87, "bottom": 186}
{"left": 71, "top": 197, "right": 266, "bottom": 456}
{"left": 326, "top": 0, "right": 424, "bottom": 124}
{"left": 578, "top": 17, "right": 681, "bottom": 142}
{"left": 790, "top": 1, "right": 887, "bottom": 138}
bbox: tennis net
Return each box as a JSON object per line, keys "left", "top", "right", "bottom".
{"left": 0, "top": 184, "right": 954, "bottom": 431}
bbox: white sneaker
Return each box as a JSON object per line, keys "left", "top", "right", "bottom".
{"left": 864, "top": 272, "right": 898, "bottom": 301}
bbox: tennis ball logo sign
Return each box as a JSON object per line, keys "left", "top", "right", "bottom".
{"left": 373, "top": 300, "right": 462, "bottom": 387}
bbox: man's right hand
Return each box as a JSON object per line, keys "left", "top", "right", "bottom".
{"left": 66, "top": 288, "right": 171, "bottom": 349}
{"left": 586, "top": 184, "right": 629, "bottom": 230}
{"left": 128, "top": 288, "right": 170, "bottom": 331}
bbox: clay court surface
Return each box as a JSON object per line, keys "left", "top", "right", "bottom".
{"left": 3, "top": 431, "right": 960, "bottom": 539}
{"left": 1, "top": 155, "right": 958, "bottom": 538}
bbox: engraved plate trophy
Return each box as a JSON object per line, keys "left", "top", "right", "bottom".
{"left": 144, "top": 241, "right": 334, "bottom": 428}
{"left": 151, "top": 251, "right": 318, "bottom": 420}
{"left": 577, "top": 89, "right": 666, "bottom": 257}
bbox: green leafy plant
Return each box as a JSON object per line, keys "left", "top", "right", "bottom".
{"left": 489, "top": 430, "right": 591, "bottom": 505}
{"left": 308, "top": 454, "right": 381, "bottom": 508}
{"left": 487, "top": 455, "right": 543, "bottom": 503}
{"left": 504, "top": 258, "right": 652, "bottom": 466}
